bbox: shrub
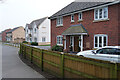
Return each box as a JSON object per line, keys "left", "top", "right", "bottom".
{"left": 31, "top": 42, "right": 38, "bottom": 46}
{"left": 22, "top": 41, "right": 28, "bottom": 44}
{"left": 51, "top": 45, "right": 63, "bottom": 52}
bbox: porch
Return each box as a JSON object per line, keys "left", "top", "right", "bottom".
{"left": 62, "top": 24, "right": 88, "bottom": 53}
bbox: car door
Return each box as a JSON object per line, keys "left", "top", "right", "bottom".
{"left": 109, "top": 49, "right": 120, "bottom": 63}
{"left": 95, "top": 48, "right": 111, "bottom": 61}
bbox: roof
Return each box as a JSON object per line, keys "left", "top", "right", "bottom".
{"left": 62, "top": 24, "right": 88, "bottom": 35}
{"left": 49, "top": 1, "right": 119, "bottom": 19}
{"left": 28, "top": 17, "right": 47, "bottom": 29}
{"left": 6, "top": 27, "right": 20, "bottom": 33}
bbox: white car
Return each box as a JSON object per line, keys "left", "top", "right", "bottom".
{"left": 77, "top": 46, "right": 120, "bottom": 63}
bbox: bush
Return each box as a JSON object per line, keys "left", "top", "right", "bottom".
{"left": 22, "top": 41, "right": 28, "bottom": 44}
{"left": 31, "top": 42, "right": 38, "bottom": 46}
{"left": 51, "top": 45, "right": 63, "bottom": 52}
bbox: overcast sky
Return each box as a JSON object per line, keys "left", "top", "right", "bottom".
{"left": 0, "top": 0, "right": 74, "bottom": 32}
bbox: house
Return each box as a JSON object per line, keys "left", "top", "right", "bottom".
{"left": 1, "top": 29, "right": 11, "bottom": 42}
{"left": 49, "top": 1, "right": 120, "bottom": 52}
{"left": 25, "top": 17, "right": 51, "bottom": 45}
{"left": 6, "top": 26, "right": 25, "bottom": 43}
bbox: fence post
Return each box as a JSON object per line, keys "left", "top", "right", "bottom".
{"left": 19, "top": 43, "right": 21, "bottom": 54}
{"left": 110, "top": 63, "right": 118, "bottom": 78}
{"left": 113, "top": 63, "right": 117, "bottom": 78}
{"left": 24, "top": 45, "right": 26, "bottom": 59}
{"left": 31, "top": 47, "right": 33, "bottom": 63}
{"left": 61, "top": 53, "right": 64, "bottom": 78}
{"left": 40, "top": 49, "right": 43, "bottom": 71}
{"left": 21, "top": 44, "right": 23, "bottom": 57}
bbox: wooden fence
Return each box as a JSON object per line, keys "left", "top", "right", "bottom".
{"left": 19, "top": 44, "right": 120, "bottom": 79}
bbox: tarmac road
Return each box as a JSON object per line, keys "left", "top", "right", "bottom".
{"left": 1, "top": 43, "right": 45, "bottom": 78}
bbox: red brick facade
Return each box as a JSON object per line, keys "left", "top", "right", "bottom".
{"left": 51, "top": 4, "right": 120, "bottom": 52}
{"left": 2, "top": 29, "right": 11, "bottom": 42}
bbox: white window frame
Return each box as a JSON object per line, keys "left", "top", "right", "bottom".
{"left": 71, "top": 14, "right": 74, "bottom": 22}
{"left": 42, "top": 37, "right": 46, "bottom": 42}
{"left": 94, "top": 34, "right": 108, "bottom": 48}
{"left": 94, "top": 7, "right": 108, "bottom": 20}
{"left": 57, "top": 17, "right": 63, "bottom": 26}
{"left": 34, "top": 28, "right": 37, "bottom": 33}
{"left": 78, "top": 12, "right": 82, "bottom": 21}
{"left": 34, "top": 37, "right": 37, "bottom": 42}
{"left": 57, "top": 35, "right": 63, "bottom": 46}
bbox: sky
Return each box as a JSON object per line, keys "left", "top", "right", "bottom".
{"left": 0, "top": 0, "right": 74, "bottom": 32}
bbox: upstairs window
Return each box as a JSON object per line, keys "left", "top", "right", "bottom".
{"left": 26, "top": 29, "right": 28, "bottom": 33}
{"left": 71, "top": 14, "right": 74, "bottom": 22}
{"left": 94, "top": 7, "right": 108, "bottom": 20}
{"left": 78, "top": 13, "right": 82, "bottom": 20}
{"left": 57, "top": 17, "right": 63, "bottom": 26}
{"left": 34, "top": 28, "right": 37, "bottom": 33}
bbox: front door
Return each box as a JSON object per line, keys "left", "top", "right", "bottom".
{"left": 74, "top": 36, "right": 80, "bottom": 52}
{"left": 70, "top": 36, "right": 74, "bottom": 52}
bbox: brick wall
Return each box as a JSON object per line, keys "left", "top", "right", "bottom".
{"left": 2, "top": 29, "right": 11, "bottom": 42}
{"left": 51, "top": 4, "right": 120, "bottom": 50}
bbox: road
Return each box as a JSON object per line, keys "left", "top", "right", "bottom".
{"left": 1, "top": 43, "right": 45, "bottom": 78}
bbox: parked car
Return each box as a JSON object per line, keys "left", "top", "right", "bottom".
{"left": 77, "top": 46, "right": 120, "bottom": 63}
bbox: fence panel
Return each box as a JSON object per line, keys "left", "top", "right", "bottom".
{"left": 43, "top": 50, "right": 61, "bottom": 77}
{"left": 20, "top": 44, "right": 120, "bottom": 79}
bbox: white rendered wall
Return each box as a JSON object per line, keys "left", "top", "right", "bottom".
{"left": 38, "top": 18, "right": 51, "bottom": 43}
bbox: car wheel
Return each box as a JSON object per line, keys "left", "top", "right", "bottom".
{"left": 80, "top": 55, "right": 84, "bottom": 57}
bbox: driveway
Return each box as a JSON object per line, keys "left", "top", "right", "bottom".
{"left": 1, "top": 42, "right": 45, "bottom": 78}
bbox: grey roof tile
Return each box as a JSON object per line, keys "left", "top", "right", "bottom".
{"left": 49, "top": 1, "right": 116, "bottom": 19}
{"left": 6, "top": 27, "right": 20, "bottom": 33}
{"left": 62, "top": 24, "right": 88, "bottom": 35}
{"left": 28, "top": 17, "right": 47, "bottom": 29}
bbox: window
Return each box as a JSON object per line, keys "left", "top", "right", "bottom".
{"left": 30, "top": 38, "right": 32, "bottom": 42}
{"left": 94, "top": 7, "right": 108, "bottom": 20}
{"left": 94, "top": 34, "right": 108, "bottom": 48}
{"left": 42, "top": 37, "right": 46, "bottom": 42}
{"left": 30, "top": 29, "right": 32, "bottom": 33}
{"left": 34, "top": 37, "right": 37, "bottom": 42}
{"left": 57, "top": 36, "right": 63, "bottom": 45}
{"left": 71, "top": 14, "right": 74, "bottom": 22}
{"left": 26, "top": 29, "right": 28, "bottom": 33}
{"left": 78, "top": 13, "right": 82, "bottom": 20}
{"left": 57, "top": 17, "right": 63, "bottom": 26}
{"left": 27, "top": 37, "right": 29, "bottom": 41}
{"left": 34, "top": 28, "right": 37, "bottom": 33}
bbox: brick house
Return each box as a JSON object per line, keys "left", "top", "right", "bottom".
{"left": 49, "top": 1, "right": 120, "bottom": 52}
{"left": 6, "top": 26, "right": 25, "bottom": 43}
{"left": 1, "top": 29, "right": 11, "bottom": 42}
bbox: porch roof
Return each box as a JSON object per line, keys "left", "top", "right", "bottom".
{"left": 62, "top": 24, "right": 88, "bottom": 35}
